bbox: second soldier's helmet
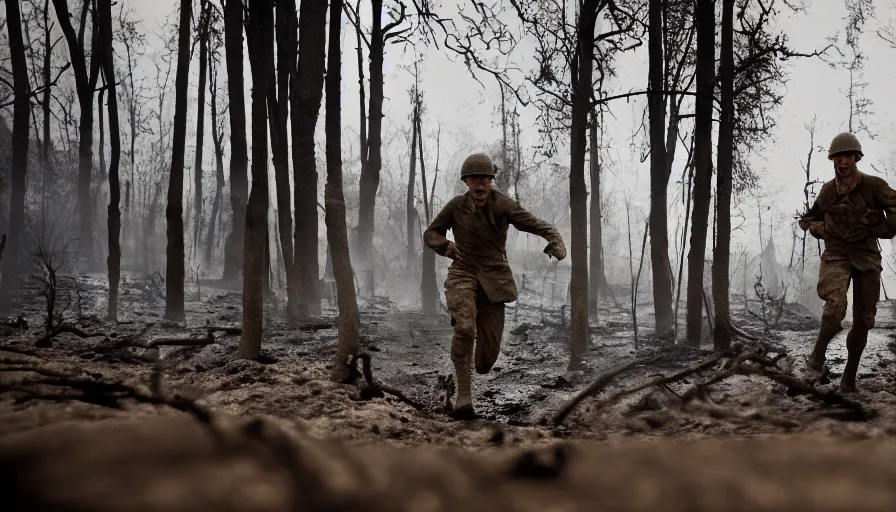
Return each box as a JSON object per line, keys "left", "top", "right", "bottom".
{"left": 828, "top": 132, "right": 864, "bottom": 160}
{"left": 460, "top": 153, "right": 497, "bottom": 180}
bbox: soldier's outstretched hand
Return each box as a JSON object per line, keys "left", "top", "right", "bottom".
{"left": 544, "top": 241, "right": 567, "bottom": 261}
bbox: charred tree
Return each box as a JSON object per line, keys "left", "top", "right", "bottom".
{"left": 406, "top": 92, "right": 419, "bottom": 268}
{"left": 568, "top": 0, "right": 599, "bottom": 367}
{"left": 52, "top": 0, "right": 101, "bottom": 264}
{"left": 685, "top": 0, "right": 715, "bottom": 346}
{"left": 418, "top": 108, "right": 437, "bottom": 313}
{"left": 270, "top": 0, "right": 299, "bottom": 321}
{"left": 588, "top": 108, "right": 607, "bottom": 318}
{"left": 648, "top": 0, "right": 674, "bottom": 339}
{"left": 205, "top": 13, "right": 227, "bottom": 268}
{"left": 292, "top": 0, "right": 328, "bottom": 318}
{"left": 241, "top": 0, "right": 275, "bottom": 359}
{"left": 326, "top": 0, "right": 361, "bottom": 381}
{"left": 222, "top": 0, "right": 249, "bottom": 282}
{"left": 97, "top": 0, "right": 121, "bottom": 322}
{"left": 164, "top": 0, "right": 192, "bottom": 321}
{"left": 193, "top": 0, "right": 210, "bottom": 260}
{"left": 711, "top": 0, "right": 735, "bottom": 351}
{"left": 0, "top": 0, "right": 30, "bottom": 306}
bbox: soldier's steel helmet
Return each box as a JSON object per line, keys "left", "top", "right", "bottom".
{"left": 460, "top": 153, "right": 497, "bottom": 180}
{"left": 828, "top": 132, "right": 864, "bottom": 159}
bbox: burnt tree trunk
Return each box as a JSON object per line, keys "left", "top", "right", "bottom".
{"left": 497, "top": 82, "right": 509, "bottom": 193}
{"left": 685, "top": 0, "right": 716, "bottom": 346}
{"left": 271, "top": 0, "right": 299, "bottom": 321}
{"left": 357, "top": 0, "right": 385, "bottom": 297}
{"left": 406, "top": 98, "right": 419, "bottom": 268}
{"left": 0, "top": 0, "right": 30, "bottom": 307}
{"left": 98, "top": 0, "right": 121, "bottom": 322}
{"left": 52, "top": 0, "right": 100, "bottom": 265}
{"left": 569, "top": 0, "right": 598, "bottom": 368}
{"left": 40, "top": 0, "right": 52, "bottom": 225}
{"left": 205, "top": 37, "right": 226, "bottom": 267}
{"left": 222, "top": 0, "right": 249, "bottom": 282}
{"left": 292, "top": 0, "right": 328, "bottom": 318}
{"left": 588, "top": 109, "right": 606, "bottom": 317}
{"left": 326, "top": 0, "right": 361, "bottom": 381}
{"left": 648, "top": 0, "right": 675, "bottom": 339}
{"left": 241, "top": 0, "right": 275, "bottom": 359}
{"left": 712, "top": 0, "right": 734, "bottom": 351}
{"left": 193, "top": 0, "right": 210, "bottom": 261}
{"left": 165, "top": 0, "right": 192, "bottom": 321}
{"left": 418, "top": 112, "right": 437, "bottom": 313}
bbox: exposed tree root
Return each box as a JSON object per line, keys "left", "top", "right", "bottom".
{"left": 353, "top": 353, "right": 425, "bottom": 411}
{"left": 147, "top": 325, "right": 241, "bottom": 347}
{"left": 35, "top": 324, "right": 102, "bottom": 348}
{"left": 552, "top": 355, "right": 666, "bottom": 425}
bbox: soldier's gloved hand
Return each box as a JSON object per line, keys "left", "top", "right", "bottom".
{"left": 543, "top": 241, "right": 567, "bottom": 261}
{"left": 861, "top": 209, "right": 885, "bottom": 226}
{"left": 797, "top": 218, "right": 811, "bottom": 231}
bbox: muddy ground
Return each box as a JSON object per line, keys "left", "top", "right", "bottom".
{"left": 4, "top": 270, "right": 896, "bottom": 510}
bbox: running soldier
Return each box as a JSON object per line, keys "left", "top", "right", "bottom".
{"left": 798, "top": 132, "right": 896, "bottom": 391}
{"left": 424, "top": 153, "right": 567, "bottom": 419}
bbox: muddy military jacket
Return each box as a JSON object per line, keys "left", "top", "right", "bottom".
{"left": 424, "top": 190, "right": 563, "bottom": 303}
{"left": 801, "top": 171, "right": 896, "bottom": 272}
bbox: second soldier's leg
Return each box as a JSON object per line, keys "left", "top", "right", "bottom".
{"left": 841, "top": 270, "right": 880, "bottom": 392}
{"left": 445, "top": 285, "right": 478, "bottom": 418}
{"left": 474, "top": 291, "right": 506, "bottom": 375}
{"left": 807, "top": 260, "right": 851, "bottom": 370}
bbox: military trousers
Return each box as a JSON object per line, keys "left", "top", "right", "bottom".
{"left": 817, "top": 259, "right": 880, "bottom": 330}
{"left": 445, "top": 283, "right": 506, "bottom": 374}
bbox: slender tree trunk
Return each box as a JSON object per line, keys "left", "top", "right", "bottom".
{"left": 712, "top": 0, "right": 735, "bottom": 351}
{"left": 406, "top": 99, "right": 419, "bottom": 268}
{"left": 222, "top": 0, "right": 249, "bottom": 282}
{"left": 205, "top": 46, "right": 226, "bottom": 267}
{"left": 685, "top": 0, "right": 716, "bottom": 346}
{"left": 271, "top": 0, "right": 299, "bottom": 321}
{"left": 165, "top": 0, "right": 192, "bottom": 321}
{"left": 422, "top": 119, "right": 438, "bottom": 313}
{"left": 193, "top": 0, "right": 209, "bottom": 262}
{"left": 292, "top": 0, "right": 328, "bottom": 318}
{"left": 326, "top": 0, "right": 361, "bottom": 381}
{"left": 40, "top": 0, "right": 52, "bottom": 227}
{"left": 569, "top": 0, "right": 598, "bottom": 367}
{"left": 648, "top": 0, "right": 675, "bottom": 339}
{"left": 240, "top": 0, "right": 275, "bottom": 358}
{"left": 97, "top": 0, "right": 121, "bottom": 322}
{"left": 0, "top": 0, "right": 30, "bottom": 307}
{"left": 588, "top": 109, "right": 606, "bottom": 318}
{"left": 358, "top": 0, "right": 385, "bottom": 297}
{"left": 498, "top": 82, "right": 509, "bottom": 193}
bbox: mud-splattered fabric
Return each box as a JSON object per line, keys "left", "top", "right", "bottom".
{"left": 445, "top": 285, "right": 505, "bottom": 374}
{"left": 800, "top": 171, "right": 896, "bottom": 272}
{"left": 424, "top": 190, "right": 564, "bottom": 303}
{"left": 816, "top": 259, "right": 880, "bottom": 327}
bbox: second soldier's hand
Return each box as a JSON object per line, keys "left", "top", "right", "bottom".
{"left": 445, "top": 242, "right": 462, "bottom": 260}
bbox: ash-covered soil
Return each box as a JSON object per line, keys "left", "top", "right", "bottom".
{"left": 3, "top": 271, "right": 896, "bottom": 510}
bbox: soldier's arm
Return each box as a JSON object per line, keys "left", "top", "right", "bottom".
{"left": 424, "top": 200, "right": 455, "bottom": 256}
{"left": 870, "top": 178, "right": 896, "bottom": 238}
{"left": 508, "top": 201, "right": 563, "bottom": 244}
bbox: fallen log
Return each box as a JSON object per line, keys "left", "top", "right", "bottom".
{"left": 355, "top": 353, "right": 425, "bottom": 411}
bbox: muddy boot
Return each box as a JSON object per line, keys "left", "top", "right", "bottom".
{"left": 840, "top": 328, "right": 869, "bottom": 393}
{"left": 451, "top": 359, "right": 476, "bottom": 420}
{"left": 807, "top": 316, "right": 842, "bottom": 371}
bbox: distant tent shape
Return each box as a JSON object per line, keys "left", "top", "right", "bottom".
{"left": 759, "top": 236, "right": 783, "bottom": 297}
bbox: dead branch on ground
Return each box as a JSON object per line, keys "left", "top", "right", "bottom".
{"left": 35, "top": 324, "right": 102, "bottom": 347}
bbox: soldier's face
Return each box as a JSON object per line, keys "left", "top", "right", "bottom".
{"left": 464, "top": 175, "right": 493, "bottom": 205}
{"left": 831, "top": 152, "right": 858, "bottom": 179}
